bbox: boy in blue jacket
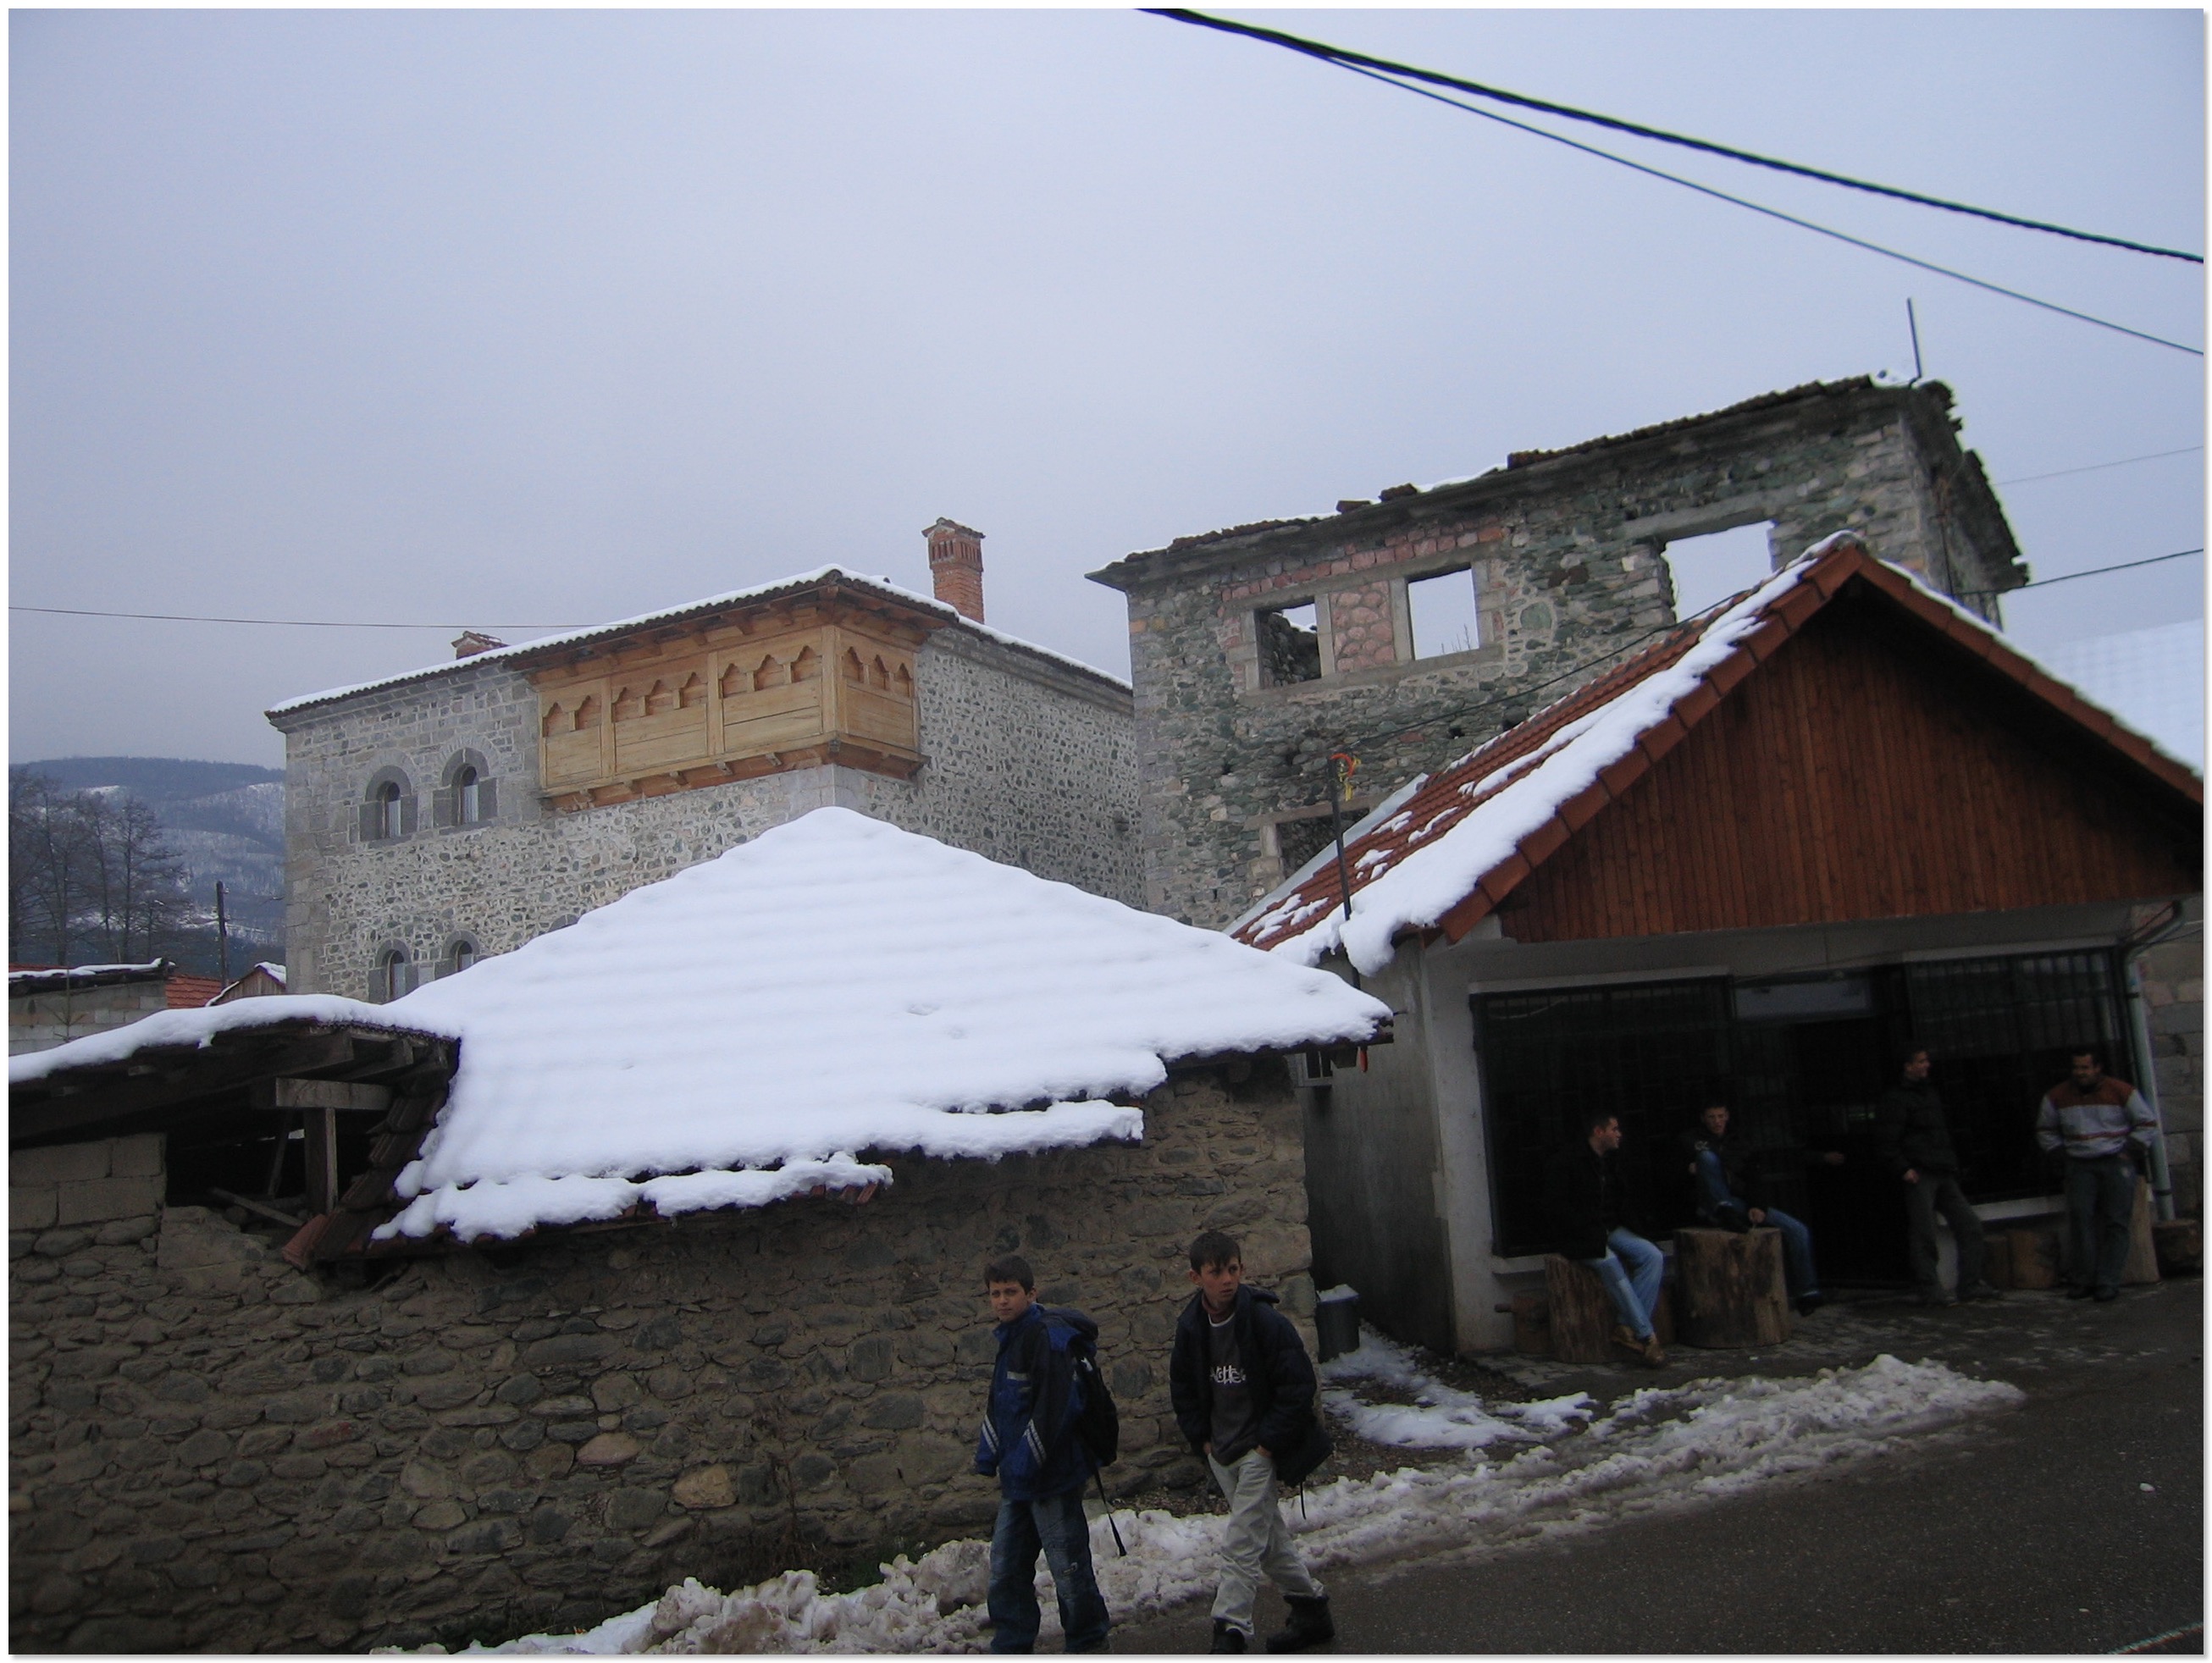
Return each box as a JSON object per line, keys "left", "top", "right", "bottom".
{"left": 975, "top": 1254, "right": 1110, "bottom": 1654}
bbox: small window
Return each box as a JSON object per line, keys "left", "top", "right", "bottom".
{"left": 1257, "top": 602, "right": 1321, "bottom": 687}
{"left": 375, "top": 948, "right": 414, "bottom": 1003}
{"left": 1408, "top": 568, "right": 1479, "bottom": 659}
{"left": 378, "top": 783, "right": 404, "bottom": 841}
{"left": 451, "top": 942, "right": 477, "bottom": 974}
{"left": 1662, "top": 523, "right": 1774, "bottom": 621}
{"left": 456, "top": 766, "right": 481, "bottom": 825}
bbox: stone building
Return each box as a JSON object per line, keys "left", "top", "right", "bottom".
{"left": 1088, "top": 378, "right": 2027, "bottom": 929}
{"left": 268, "top": 523, "right": 1138, "bottom": 1002}
{"left": 1229, "top": 537, "right": 2200, "bottom": 1352}
{"left": 10, "top": 961, "right": 219, "bottom": 1057}
{"left": 8, "top": 812, "right": 1390, "bottom": 1652}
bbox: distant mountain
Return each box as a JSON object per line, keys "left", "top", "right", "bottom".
{"left": 12, "top": 757, "right": 286, "bottom": 975}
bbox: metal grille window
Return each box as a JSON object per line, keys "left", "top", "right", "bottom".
{"left": 1904, "top": 951, "right": 2126, "bottom": 1201}
{"left": 1474, "top": 979, "right": 1730, "bottom": 1257}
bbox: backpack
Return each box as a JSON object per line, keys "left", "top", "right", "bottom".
{"left": 1049, "top": 1316, "right": 1120, "bottom": 1467}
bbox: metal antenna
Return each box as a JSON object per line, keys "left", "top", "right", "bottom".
{"left": 1906, "top": 298, "right": 1925, "bottom": 384}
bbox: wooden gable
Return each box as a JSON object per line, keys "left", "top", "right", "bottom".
{"left": 524, "top": 583, "right": 941, "bottom": 812}
{"left": 1494, "top": 587, "right": 2203, "bottom": 942}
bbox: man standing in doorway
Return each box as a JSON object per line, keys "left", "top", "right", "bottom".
{"left": 1546, "top": 1107, "right": 1667, "bottom": 1366}
{"left": 2036, "top": 1047, "right": 2158, "bottom": 1302}
{"left": 1876, "top": 1047, "right": 2002, "bottom": 1307}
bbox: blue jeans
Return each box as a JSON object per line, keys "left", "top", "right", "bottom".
{"left": 1695, "top": 1152, "right": 1822, "bottom": 1300}
{"left": 988, "top": 1486, "right": 1110, "bottom": 1653}
{"left": 2064, "top": 1153, "right": 2137, "bottom": 1295}
{"left": 1581, "top": 1228, "right": 1664, "bottom": 1340}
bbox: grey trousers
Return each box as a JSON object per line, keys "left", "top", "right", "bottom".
{"left": 1205, "top": 1450, "right": 1323, "bottom": 1637}
{"left": 2065, "top": 1154, "right": 2137, "bottom": 1294}
{"left": 1904, "top": 1171, "right": 1986, "bottom": 1298}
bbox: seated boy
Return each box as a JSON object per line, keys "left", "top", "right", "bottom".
{"left": 975, "top": 1254, "right": 1110, "bottom": 1655}
{"left": 1167, "top": 1229, "right": 1335, "bottom": 1655}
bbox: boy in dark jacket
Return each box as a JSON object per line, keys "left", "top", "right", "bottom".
{"left": 1544, "top": 1107, "right": 1666, "bottom": 1367}
{"left": 975, "top": 1255, "right": 1110, "bottom": 1654}
{"left": 1875, "top": 1047, "right": 1999, "bottom": 1307}
{"left": 1168, "top": 1230, "right": 1334, "bottom": 1656}
{"left": 1679, "top": 1102, "right": 1839, "bottom": 1314}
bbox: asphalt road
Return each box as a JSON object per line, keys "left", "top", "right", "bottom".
{"left": 1111, "top": 1284, "right": 2203, "bottom": 1655}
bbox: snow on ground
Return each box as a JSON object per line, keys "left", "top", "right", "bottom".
{"left": 418, "top": 1353, "right": 2020, "bottom": 1655}
{"left": 1319, "top": 1328, "right": 1592, "bottom": 1450}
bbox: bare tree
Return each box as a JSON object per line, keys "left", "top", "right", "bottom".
{"left": 8, "top": 774, "right": 191, "bottom": 965}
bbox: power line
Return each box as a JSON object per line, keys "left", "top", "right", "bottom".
{"left": 1150, "top": 9, "right": 2204, "bottom": 264}
{"left": 1995, "top": 445, "right": 2203, "bottom": 486}
{"left": 1960, "top": 547, "right": 2201, "bottom": 598}
{"left": 10, "top": 605, "right": 585, "bottom": 631}
{"left": 1313, "top": 54, "right": 2201, "bottom": 357}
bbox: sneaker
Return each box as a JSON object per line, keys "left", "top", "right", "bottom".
{"left": 1211, "top": 1621, "right": 1247, "bottom": 1655}
{"left": 1919, "top": 1291, "right": 1957, "bottom": 1308}
{"left": 1640, "top": 1334, "right": 1667, "bottom": 1369}
{"left": 1264, "top": 1595, "right": 1335, "bottom": 1654}
{"left": 1609, "top": 1323, "right": 1648, "bottom": 1361}
{"left": 1795, "top": 1293, "right": 1827, "bottom": 1317}
{"left": 1962, "top": 1284, "right": 2005, "bottom": 1302}
{"left": 2093, "top": 1287, "right": 2120, "bottom": 1303}
{"left": 2065, "top": 1285, "right": 2095, "bottom": 1300}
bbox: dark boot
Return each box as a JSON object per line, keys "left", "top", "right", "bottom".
{"left": 1209, "top": 1620, "right": 1247, "bottom": 1654}
{"left": 1264, "top": 1595, "right": 1335, "bottom": 1654}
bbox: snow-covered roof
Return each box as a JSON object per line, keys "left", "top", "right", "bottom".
{"left": 8, "top": 959, "right": 171, "bottom": 991}
{"left": 8, "top": 993, "right": 429, "bottom": 1082}
{"left": 1232, "top": 533, "right": 2202, "bottom": 975}
{"left": 16, "top": 810, "right": 1386, "bottom": 1245}
{"left": 266, "top": 566, "right": 1126, "bottom": 717}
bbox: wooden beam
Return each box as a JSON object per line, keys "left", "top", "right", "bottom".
{"left": 302, "top": 1107, "right": 340, "bottom": 1215}
{"left": 256, "top": 1078, "right": 393, "bottom": 1113}
{"left": 209, "top": 1187, "right": 305, "bottom": 1229}
{"left": 10, "top": 1032, "right": 360, "bottom": 1143}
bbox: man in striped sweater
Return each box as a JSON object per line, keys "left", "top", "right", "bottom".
{"left": 2036, "top": 1047, "right": 2159, "bottom": 1303}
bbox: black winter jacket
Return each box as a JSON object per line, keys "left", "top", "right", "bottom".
{"left": 1545, "top": 1140, "right": 1647, "bottom": 1261}
{"left": 1169, "top": 1286, "right": 1326, "bottom": 1483}
{"left": 1875, "top": 1082, "right": 1962, "bottom": 1179}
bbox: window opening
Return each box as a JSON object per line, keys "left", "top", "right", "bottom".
{"left": 1408, "top": 567, "right": 1479, "bottom": 659}
{"left": 449, "top": 939, "right": 478, "bottom": 975}
{"left": 456, "top": 766, "right": 481, "bottom": 825}
{"left": 1275, "top": 815, "right": 1340, "bottom": 876}
{"left": 1257, "top": 602, "right": 1321, "bottom": 686}
{"left": 376, "top": 948, "right": 414, "bottom": 1003}
{"left": 1661, "top": 523, "right": 1774, "bottom": 621}
{"left": 378, "top": 782, "right": 404, "bottom": 841}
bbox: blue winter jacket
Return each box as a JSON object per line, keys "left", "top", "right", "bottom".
{"left": 973, "top": 1304, "right": 1096, "bottom": 1501}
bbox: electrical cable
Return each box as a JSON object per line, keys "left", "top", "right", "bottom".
{"left": 9, "top": 605, "right": 586, "bottom": 630}
{"left": 1995, "top": 445, "right": 2203, "bottom": 486}
{"left": 1958, "top": 546, "right": 2201, "bottom": 597}
{"left": 1149, "top": 9, "right": 2205, "bottom": 264}
{"left": 1314, "top": 55, "right": 2201, "bottom": 357}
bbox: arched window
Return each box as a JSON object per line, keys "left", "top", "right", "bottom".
{"left": 435, "top": 751, "right": 497, "bottom": 829}
{"left": 376, "top": 946, "right": 413, "bottom": 1003}
{"left": 456, "top": 766, "right": 482, "bottom": 824}
{"left": 378, "top": 782, "right": 404, "bottom": 840}
{"left": 361, "top": 769, "right": 415, "bottom": 842}
{"left": 443, "top": 936, "right": 482, "bottom": 978}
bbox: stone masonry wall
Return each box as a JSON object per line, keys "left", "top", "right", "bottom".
{"left": 1098, "top": 380, "right": 2022, "bottom": 926}
{"left": 272, "top": 626, "right": 1139, "bottom": 1001}
{"left": 11, "top": 984, "right": 174, "bottom": 1058}
{"left": 2137, "top": 897, "right": 2204, "bottom": 1217}
{"left": 8, "top": 1065, "right": 1312, "bottom": 1654}
{"left": 11, "top": 1136, "right": 166, "bottom": 1235}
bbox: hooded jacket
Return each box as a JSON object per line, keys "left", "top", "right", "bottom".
{"left": 1875, "top": 1080, "right": 1962, "bottom": 1178}
{"left": 1169, "top": 1285, "right": 1328, "bottom": 1485}
{"left": 974, "top": 1303, "right": 1097, "bottom": 1501}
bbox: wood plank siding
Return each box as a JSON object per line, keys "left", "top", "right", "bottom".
{"left": 1496, "top": 594, "right": 2202, "bottom": 943}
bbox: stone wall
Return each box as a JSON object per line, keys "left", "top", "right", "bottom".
{"left": 2137, "top": 897, "right": 2204, "bottom": 1216}
{"left": 8, "top": 1064, "right": 1313, "bottom": 1654}
{"left": 271, "top": 624, "right": 1139, "bottom": 1001}
{"left": 10, "top": 982, "right": 173, "bottom": 1058}
{"left": 11, "top": 1135, "right": 166, "bottom": 1235}
{"left": 1091, "top": 379, "right": 2023, "bottom": 927}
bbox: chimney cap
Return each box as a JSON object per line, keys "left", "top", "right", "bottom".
{"left": 923, "top": 517, "right": 986, "bottom": 542}
{"left": 452, "top": 630, "right": 509, "bottom": 659}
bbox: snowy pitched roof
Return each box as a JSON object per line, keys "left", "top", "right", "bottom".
{"left": 18, "top": 810, "right": 1387, "bottom": 1245}
{"left": 1231, "top": 534, "right": 2203, "bottom": 975}
{"left": 266, "top": 566, "right": 1126, "bottom": 718}
{"left": 8, "top": 959, "right": 172, "bottom": 992}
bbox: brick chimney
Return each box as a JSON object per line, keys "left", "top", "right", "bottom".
{"left": 452, "top": 630, "right": 508, "bottom": 659}
{"left": 924, "top": 518, "right": 987, "bottom": 623}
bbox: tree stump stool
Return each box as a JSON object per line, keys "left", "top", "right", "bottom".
{"left": 1673, "top": 1227, "right": 1791, "bottom": 1348}
{"left": 1542, "top": 1255, "right": 1675, "bottom": 1362}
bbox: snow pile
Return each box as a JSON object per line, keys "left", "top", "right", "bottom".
{"left": 1320, "top": 1328, "right": 1592, "bottom": 1450}
{"left": 435, "top": 1354, "right": 2018, "bottom": 1655}
{"left": 367, "top": 808, "right": 1385, "bottom": 1241}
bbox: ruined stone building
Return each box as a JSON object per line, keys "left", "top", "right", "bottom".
{"left": 268, "top": 522, "right": 1138, "bottom": 1001}
{"left": 1088, "top": 378, "right": 2027, "bottom": 929}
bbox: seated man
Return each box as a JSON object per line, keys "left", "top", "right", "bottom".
{"left": 1679, "top": 1103, "right": 1838, "bottom": 1316}
{"left": 1546, "top": 1106, "right": 1666, "bottom": 1367}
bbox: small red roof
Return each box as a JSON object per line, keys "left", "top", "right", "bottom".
{"left": 165, "top": 975, "right": 226, "bottom": 1009}
{"left": 1232, "top": 534, "right": 2201, "bottom": 970}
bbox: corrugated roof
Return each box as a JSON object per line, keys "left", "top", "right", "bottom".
{"left": 1230, "top": 534, "right": 2202, "bottom": 974}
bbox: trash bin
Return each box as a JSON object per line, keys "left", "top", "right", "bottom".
{"left": 1314, "top": 1285, "right": 1360, "bottom": 1362}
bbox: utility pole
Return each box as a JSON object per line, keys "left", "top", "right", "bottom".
{"left": 215, "top": 881, "right": 229, "bottom": 983}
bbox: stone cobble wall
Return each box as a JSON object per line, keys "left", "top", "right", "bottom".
{"left": 272, "top": 626, "right": 1138, "bottom": 1001}
{"left": 2137, "top": 898, "right": 2204, "bottom": 1216}
{"left": 11, "top": 1135, "right": 165, "bottom": 1235}
{"left": 1097, "top": 380, "right": 2020, "bottom": 926}
{"left": 8, "top": 1066, "right": 1310, "bottom": 1654}
{"left": 10, "top": 983, "right": 174, "bottom": 1057}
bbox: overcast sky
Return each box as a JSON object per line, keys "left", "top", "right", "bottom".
{"left": 12, "top": 8, "right": 2204, "bottom": 767}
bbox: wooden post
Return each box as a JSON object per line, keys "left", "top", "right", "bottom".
{"left": 2007, "top": 1226, "right": 2058, "bottom": 1290}
{"left": 302, "top": 1107, "right": 339, "bottom": 1217}
{"left": 1542, "top": 1257, "right": 1619, "bottom": 1363}
{"left": 1673, "top": 1227, "right": 1791, "bottom": 1348}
